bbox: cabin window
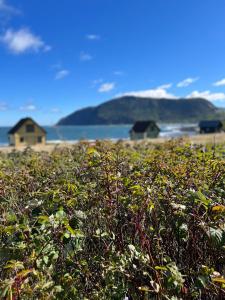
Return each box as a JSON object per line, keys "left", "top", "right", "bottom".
{"left": 37, "top": 136, "right": 42, "bottom": 143}
{"left": 26, "top": 124, "right": 34, "bottom": 132}
{"left": 20, "top": 137, "right": 24, "bottom": 143}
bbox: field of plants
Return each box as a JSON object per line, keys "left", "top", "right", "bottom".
{"left": 0, "top": 140, "right": 225, "bottom": 299}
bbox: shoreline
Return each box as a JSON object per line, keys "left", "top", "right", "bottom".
{"left": 0, "top": 132, "right": 225, "bottom": 153}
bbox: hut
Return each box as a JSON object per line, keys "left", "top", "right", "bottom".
{"left": 199, "top": 120, "right": 223, "bottom": 134}
{"left": 8, "top": 117, "right": 46, "bottom": 147}
{"left": 130, "top": 121, "right": 160, "bottom": 140}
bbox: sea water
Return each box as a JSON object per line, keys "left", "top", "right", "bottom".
{"left": 0, "top": 124, "right": 198, "bottom": 146}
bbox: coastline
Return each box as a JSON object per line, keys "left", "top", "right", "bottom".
{"left": 0, "top": 132, "right": 225, "bottom": 153}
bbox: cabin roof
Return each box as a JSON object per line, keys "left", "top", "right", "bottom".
{"left": 131, "top": 121, "right": 159, "bottom": 133}
{"left": 8, "top": 117, "right": 46, "bottom": 134}
{"left": 199, "top": 120, "right": 223, "bottom": 129}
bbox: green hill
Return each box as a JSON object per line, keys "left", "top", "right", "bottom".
{"left": 57, "top": 96, "right": 223, "bottom": 125}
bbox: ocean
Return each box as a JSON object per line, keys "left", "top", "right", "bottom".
{"left": 0, "top": 124, "right": 198, "bottom": 146}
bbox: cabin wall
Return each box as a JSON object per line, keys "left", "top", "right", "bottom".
{"left": 130, "top": 126, "right": 159, "bottom": 140}
{"left": 42, "top": 135, "right": 46, "bottom": 145}
{"left": 130, "top": 131, "right": 145, "bottom": 140}
{"left": 8, "top": 134, "right": 15, "bottom": 146}
{"left": 146, "top": 127, "right": 159, "bottom": 138}
{"left": 200, "top": 127, "right": 222, "bottom": 134}
{"left": 10, "top": 120, "right": 46, "bottom": 147}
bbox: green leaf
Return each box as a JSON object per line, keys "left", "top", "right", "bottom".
{"left": 54, "top": 285, "right": 63, "bottom": 293}
{"left": 208, "top": 227, "right": 223, "bottom": 245}
{"left": 195, "top": 191, "right": 211, "bottom": 207}
{"left": 155, "top": 266, "right": 167, "bottom": 271}
{"left": 43, "top": 256, "right": 49, "bottom": 265}
{"left": 4, "top": 260, "right": 24, "bottom": 270}
{"left": 64, "top": 232, "right": 70, "bottom": 239}
{"left": 197, "top": 275, "right": 209, "bottom": 288}
{"left": 38, "top": 215, "right": 49, "bottom": 223}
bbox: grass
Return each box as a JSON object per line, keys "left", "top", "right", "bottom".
{"left": 0, "top": 140, "right": 225, "bottom": 299}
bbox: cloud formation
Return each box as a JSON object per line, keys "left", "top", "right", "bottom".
{"left": 0, "top": 0, "right": 20, "bottom": 15}
{"left": 98, "top": 82, "right": 115, "bottom": 93}
{"left": 118, "top": 83, "right": 225, "bottom": 103}
{"left": 55, "top": 69, "right": 70, "bottom": 80}
{"left": 157, "top": 83, "right": 173, "bottom": 89}
{"left": 213, "top": 78, "right": 225, "bottom": 87}
{"left": 80, "top": 51, "right": 92, "bottom": 61}
{"left": 20, "top": 103, "right": 37, "bottom": 111}
{"left": 186, "top": 90, "right": 225, "bottom": 101}
{"left": 177, "top": 77, "right": 199, "bottom": 88}
{"left": 91, "top": 78, "right": 103, "bottom": 88}
{"left": 86, "top": 34, "right": 100, "bottom": 40}
{"left": 0, "top": 28, "right": 51, "bottom": 54}
{"left": 120, "top": 87, "right": 176, "bottom": 99}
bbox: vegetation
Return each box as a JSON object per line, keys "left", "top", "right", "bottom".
{"left": 57, "top": 96, "right": 225, "bottom": 125}
{"left": 0, "top": 140, "right": 225, "bottom": 299}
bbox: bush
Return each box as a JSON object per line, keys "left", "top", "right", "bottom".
{"left": 0, "top": 140, "right": 225, "bottom": 299}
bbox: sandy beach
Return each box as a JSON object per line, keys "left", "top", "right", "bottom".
{"left": 0, "top": 132, "right": 225, "bottom": 153}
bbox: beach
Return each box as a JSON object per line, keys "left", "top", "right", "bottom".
{"left": 0, "top": 132, "right": 225, "bottom": 153}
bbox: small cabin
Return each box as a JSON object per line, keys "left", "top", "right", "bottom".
{"left": 8, "top": 118, "right": 46, "bottom": 147}
{"left": 130, "top": 121, "right": 160, "bottom": 140}
{"left": 199, "top": 120, "right": 223, "bottom": 134}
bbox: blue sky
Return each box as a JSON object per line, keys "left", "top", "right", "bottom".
{"left": 0, "top": 0, "right": 225, "bottom": 125}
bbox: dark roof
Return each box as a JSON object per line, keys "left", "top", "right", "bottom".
{"left": 131, "top": 121, "right": 159, "bottom": 133}
{"left": 8, "top": 118, "right": 46, "bottom": 134}
{"left": 199, "top": 120, "right": 223, "bottom": 129}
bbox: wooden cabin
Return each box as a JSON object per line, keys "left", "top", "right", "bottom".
{"left": 199, "top": 120, "right": 223, "bottom": 134}
{"left": 8, "top": 118, "right": 46, "bottom": 147}
{"left": 130, "top": 121, "right": 160, "bottom": 140}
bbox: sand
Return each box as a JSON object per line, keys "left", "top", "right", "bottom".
{"left": 0, "top": 133, "right": 225, "bottom": 153}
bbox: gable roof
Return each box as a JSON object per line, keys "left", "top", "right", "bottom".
{"left": 131, "top": 121, "right": 159, "bottom": 133}
{"left": 199, "top": 120, "right": 223, "bottom": 129}
{"left": 8, "top": 118, "right": 46, "bottom": 134}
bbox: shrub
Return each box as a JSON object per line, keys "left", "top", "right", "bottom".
{"left": 0, "top": 140, "right": 225, "bottom": 299}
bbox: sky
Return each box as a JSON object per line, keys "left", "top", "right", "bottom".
{"left": 0, "top": 0, "right": 225, "bottom": 125}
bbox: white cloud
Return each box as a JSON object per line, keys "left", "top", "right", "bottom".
{"left": 186, "top": 90, "right": 225, "bottom": 101}
{"left": 98, "top": 82, "right": 115, "bottom": 93}
{"left": 20, "top": 103, "right": 37, "bottom": 111}
{"left": 157, "top": 83, "right": 172, "bottom": 89}
{"left": 120, "top": 87, "right": 177, "bottom": 99}
{"left": 213, "top": 78, "right": 225, "bottom": 87}
{"left": 0, "top": 0, "right": 20, "bottom": 15}
{"left": 91, "top": 78, "right": 103, "bottom": 87}
{"left": 177, "top": 77, "right": 199, "bottom": 88}
{"left": 80, "top": 51, "right": 92, "bottom": 61}
{"left": 55, "top": 69, "right": 70, "bottom": 80}
{"left": 86, "top": 34, "right": 100, "bottom": 40}
{"left": 0, "top": 28, "right": 51, "bottom": 54}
